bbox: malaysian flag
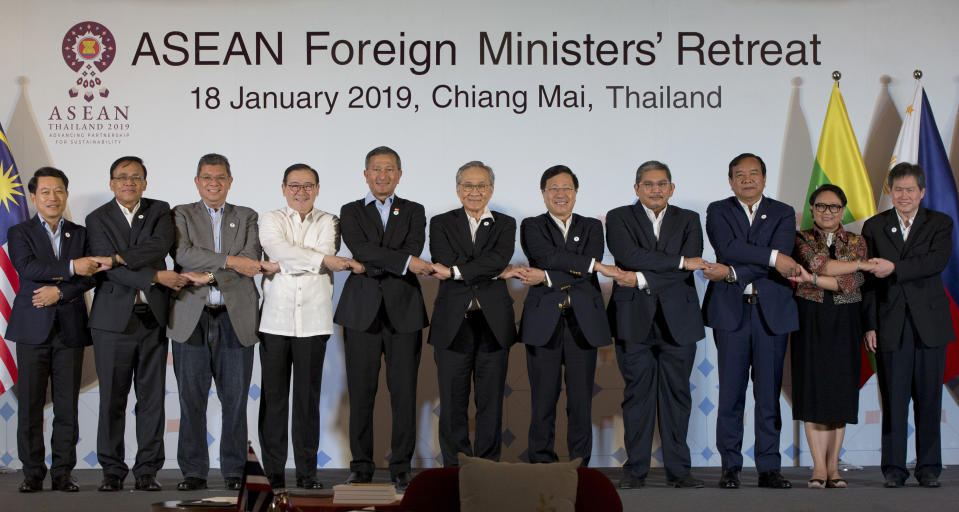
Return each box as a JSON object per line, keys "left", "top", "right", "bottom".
{"left": 237, "top": 443, "right": 275, "bottom": 512}
{"left": 0, "top": 122, "right": 29, "bottom": 395}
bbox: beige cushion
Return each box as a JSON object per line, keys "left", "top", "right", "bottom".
{"left": 458, "top": 453, "right": 579, "bottom": 512}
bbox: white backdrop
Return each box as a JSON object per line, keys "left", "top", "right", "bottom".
{"left": 1, "top": 0, "right": 958, "bottom": 473}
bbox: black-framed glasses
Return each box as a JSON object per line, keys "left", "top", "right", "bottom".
{"left": 813, "top": 203, "right": 843, "bottom": 214}
{"left": 285, "top": 183, "right": 317, "bottom": 192}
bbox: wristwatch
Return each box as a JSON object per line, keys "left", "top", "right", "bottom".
{"left": 206, "top": 272, "right": 216, "bottom": 284}
{"left": 724, "top": 267, "right": 736, "bottom": 283}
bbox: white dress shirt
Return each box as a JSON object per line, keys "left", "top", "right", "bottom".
{"left": 117, "top": 200, "right": 149, "bottom": 304}
{"left": 543, "top": 213, "right": 595, "bottom": 289}
{"left": 897, "top": 211, "right": 916, "bottom": 241}
{"left": 733, "top": 197, "right": 778, "bottom": 294}
{"left": 259, "top": 206, "right": 339, "bottom": 337}
{"left": 635, "top": 204, "right": 684, "bottom": 290}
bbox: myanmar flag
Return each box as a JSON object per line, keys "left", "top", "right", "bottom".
{"left": 801, "top": 82, "right": 876, "bottom": 230}
{"left": 803, "top": 82, "right": 877, "bottom": 388}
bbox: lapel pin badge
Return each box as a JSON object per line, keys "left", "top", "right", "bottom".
{"left": 393, "top": 208, "right": 399, "bottom": 216}
{"left": 64, "top": 232, "right": 71, "bottom": 238}
{"left": 761, "top": 214, "right": 767, "bottom": 219}
{"left": 229, "top": 222, "right": 236, "bottom": 228}
{"left": 483, "top": 221, "right": 490, "bottom": 226}
{"left": 573, "top": 236, "right": 580, "bottom": 242}
{"left": 891, "top": 227, "right": 898, "bottom": 233}
{"left": 138, "top": 214, "right": 144, "bottom": 219}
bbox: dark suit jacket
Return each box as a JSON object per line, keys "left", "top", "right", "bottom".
{"left": 6, "top": 215, "right": 94, "bottom": 347}
{"left": 333, "top": 196, "right": 429, "bottom": 333}
{"left": 702, "top": 196, "right": 798, "bottom": 335}
{"left": 862, "top": 206, "right": 954, "bottom": 351}
{"left": 605, "top": 203, "right": 705, "bottom": 345}
{"left": 428, "top": 208, "right": 517, "bottom": 349}
{"left": 168, "top": 201, "right": 262, "bottom": 346}
{"left": 518, "top": 213, "right": 610, "bottom": 347}
{"left": 86, "top": 198, "right": 175, "bottom": 331}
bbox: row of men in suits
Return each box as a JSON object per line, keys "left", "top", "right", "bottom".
{"left": 8, "top": 148, "right": 951, "bottom": 494}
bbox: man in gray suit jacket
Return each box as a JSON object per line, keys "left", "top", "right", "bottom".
{"left": 168, "top": 153, "right": 267, "bottom": 491}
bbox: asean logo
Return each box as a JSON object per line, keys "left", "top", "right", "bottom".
{"left": 62, "top": 21, "right": 116, "bottom": 102}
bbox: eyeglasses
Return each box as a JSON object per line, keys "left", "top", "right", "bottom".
{"left": 111, "top": 175, "right": 145, "bottom": 183}
{"left": 285, "top": 183, "right": 317, "bottom": 192}
{"left": 544, "top": 186, "right": 575, "bottom": 194}
{"left": 638, "top": 180, "right": 671, "bottom": 190}
{"left": 458, "top": 183, "right": 490, "bottom": 193}
{"left": 813, "top": 203, "right": 843, "bottom": 214}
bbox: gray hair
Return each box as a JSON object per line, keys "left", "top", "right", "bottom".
{"left": 197, "top": 153, "right": 231, "bottom": 177}
{"left": 456, "top": 160, "right": 495, "bottom": 186}
{"left": 635, "top": 160, "right": 671, "bottom": 184}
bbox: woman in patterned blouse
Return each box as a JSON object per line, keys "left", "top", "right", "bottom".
{"left": 789, "top": 184, "right": 876, "bottom": 489}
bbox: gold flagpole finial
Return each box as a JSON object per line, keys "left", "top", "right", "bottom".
{"left": 913, "top": 69, "right": 923, "bottom": 80}
{"left": 832, "top": 71, "right": 841, "bottom": 81}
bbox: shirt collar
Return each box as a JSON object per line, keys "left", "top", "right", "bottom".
{"left": 737, "top": 196, "right": 763, "bottom": 214}
{"left": 116, "top": 200, "right": 141, "bottom": 216}
{"left": 812, "top": 222, "right": 848, "bottom": 243}
{"left": 39, "top": 215, "right": 65, "bottom": 233}
{"left": 365, "top": 192, "right": 395, "bottom": 206}
{"left": 465, "top": 207, "right": 494, "bottom": 223}
{"left": 283, "top": 205, "right": 318, "bottom": 221}
{"left": 896, "top": 211, "right": 916, "bottom": 228}
{"left": 204, "top": 202, "right": 224, "bottom": 216}
{"left": 549, "top": 212, "right": 572, "bottom": 230}
{"left": 641, "top": 203, "right": 667, "bottom": 222}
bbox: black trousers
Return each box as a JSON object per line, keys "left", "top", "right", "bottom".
{"left": 343, "top": 305, "right": 421, "bottom": 475}
{"left": 616, "top": 306, "right": 697, "bottom": 480}
{"left": 16, "top": 320, "right": 84, "bottom": 480}
{"left": 93, "top": 307, "right": 168, "bottom": 480}
{"left": 876, "top": 310, "right": 947, "bottom": 481}
{"left": 526, "top": 310, "right": 597, "bottom": 465}
{"left": 434, "top": 310, "right": 509, "bottom": 467}
{"left": 257, "top": 332, "right": 329, "bottom": 483}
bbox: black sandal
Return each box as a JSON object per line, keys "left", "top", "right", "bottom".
{"left": 826, "top": 478, "right": 847, "bottom": 488}
{"left": 808, "top": 479, "right": 825, "bottom": 488}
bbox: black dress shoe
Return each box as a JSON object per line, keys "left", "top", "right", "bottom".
{"left": 52, "top": 474, "right": 79, "bottom": 492}
{"left": 884, "top": 474, "right": 905, "bottom": 488}
{"left": 135, "top": 475, "right": 162, "bottom": 491}
{"left": 177, "top": 477, "right": 208, "bottom": 491}
{"left": 669, "top": 475, "right": 705, "bottom": 488}
{"left": 268, "top": 474, "right": 286, "bottom": 489}
{"left": 98, "top": 475, "right": 123, "bottom": 492}
{"left": 345, "top": 471, "right": 373, "bottom": 484}
{"left": 758, "top": 470, "right": 792, "bottom": 489}
{"left": 918, "top": 474, "right": 940, "bottom": 488}
{"left": 391, "top": 472, "right": 411, "bottom": 491}
{"left": 296, "top": 478, "right": 324, "bottom": 489}
{"left": 719, "top": 469, "right": 741, "bottom": 489}
{"left": 225, "top": 477, "right": 242, "bottom": 490}
{"left": 19, "top": 477, "right": 43, "bottom": 493}
{"left": 618, "top": 474, "right": 645, "bottom": 489}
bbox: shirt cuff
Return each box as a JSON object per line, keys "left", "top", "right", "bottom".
{"left": 453, "top": 266, "right": 462, "bottom": 280}
{"left": 544, "top": 271, "right": 553, "bottom": 288}
{"left": 678, "top": 256, "right": 685, "bottom": 270}
{"left": 68, "top": 259, "right": 75, "bottom": 276}
{"left": 728, "top": 266, "right": 737, "bottom": 282}
{"left": 587, "top": 258, "right": 596, "bottom": 273}
{"left": 401, "top": 255, "right": 412, "bottom": 275}
{"left": 768, "top": 249, "right": 779, "bottom": 267}
{"left": 636, "top": 271, "right": 648, "bottom": 290}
